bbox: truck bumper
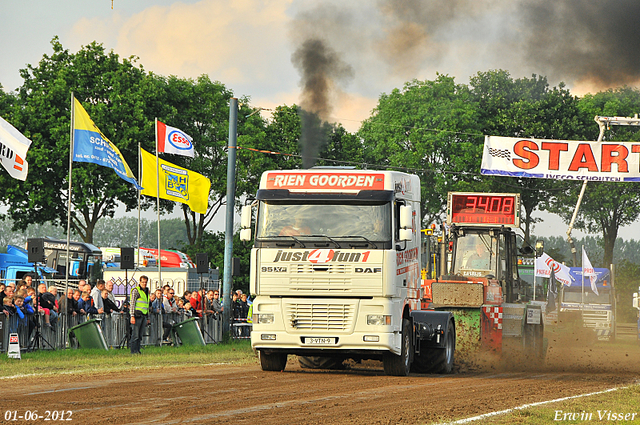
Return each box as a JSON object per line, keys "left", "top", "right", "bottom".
{"left": 252, "top": 330, "right": 400, "bottom": 357}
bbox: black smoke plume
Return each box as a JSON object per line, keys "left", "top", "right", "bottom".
{"left": 518, "top": 0, "right": 640, "bottom": 87}
{"left": 291, "top": 39, "right": 353, "bottom": 169}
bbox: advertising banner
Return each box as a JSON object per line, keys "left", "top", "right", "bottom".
{"left": 482, "top": 135, "right": 640, "bottom": 182}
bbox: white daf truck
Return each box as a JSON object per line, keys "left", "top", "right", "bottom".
{"left": 240, "top": 169, "right": 456, "bottom": 376}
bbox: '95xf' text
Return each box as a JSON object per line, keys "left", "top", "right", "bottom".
{"left": 4, "top": 411, "right": 73, "bottom": 421}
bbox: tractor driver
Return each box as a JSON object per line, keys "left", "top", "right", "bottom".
{"left": 466, "top": 241, "right": 490, "bottom": 269}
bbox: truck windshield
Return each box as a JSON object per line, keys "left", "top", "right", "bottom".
{"left": 256, "top": 201, "right": 391, "bottom": 241}
{"left": 563, "top": 290, "right": 611, "bottom": 304}
{"left": 453, "top": 233, "right": 497, "bottom": 273}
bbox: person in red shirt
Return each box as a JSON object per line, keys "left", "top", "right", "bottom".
{"left": 189, "top": 289, "right": 205, "bottom": 318}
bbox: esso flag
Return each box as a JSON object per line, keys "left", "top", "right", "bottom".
{"left": 482, "top": 135, "right": 640, "bottom": 182}
{"left": 157, "top": 121, "right": 194, "bottom": 158}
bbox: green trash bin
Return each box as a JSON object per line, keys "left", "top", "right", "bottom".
{"left": 172, "top": 317, "right": 205, "bottom": 346}
{"left": 68, "top": 319, "right": 109, "bottom": 350}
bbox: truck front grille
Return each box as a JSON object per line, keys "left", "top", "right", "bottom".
{"left": 284, "top": 302, "right": 355, "bottom": 332}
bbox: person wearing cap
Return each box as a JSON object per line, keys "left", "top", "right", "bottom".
{"left": 129, "top": 275, "right": 150, "bottom": 354}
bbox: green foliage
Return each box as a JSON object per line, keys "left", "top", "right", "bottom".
{"left": 149, "top": 74, "right": 266, "bottom": 246}
{"left": 545, "top": 87, "right": 640, "bottom": 266}
{"left": 614, "top": 259, "right": 640, "bottom": 322}
{"left": 0, "top": 341, "right": 255, "bottom": 378}
{"left": 3, "top": 38, "right": 156, "bottom": 243}
{"left": 92, "top": 217, "right": 188, "bottom": 249}
{"left": 182, "top": 230, "right": 252, "bottom": 295}
{"left": 0, "top": 216, "right": 188, "bottom": 252}
{"left": 4, "top": 35, "right": 640, "bottom": 272}
{"left": 359, "top": 74, "right": 482, "bottom": 226}
{"left": 469, "top": 70, "right": 587, "bottom": 243}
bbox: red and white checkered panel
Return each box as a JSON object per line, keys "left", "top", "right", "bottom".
{"left": 484, "top": 306, "right": 502, "bottom": 330}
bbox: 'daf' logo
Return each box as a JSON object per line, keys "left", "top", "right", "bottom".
{"left": 168, "top": 130, "right": 193, "bottom": 151}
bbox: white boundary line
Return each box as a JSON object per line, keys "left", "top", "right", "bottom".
{"left": 437, "top": 384, "right": 636, "bottom": 425}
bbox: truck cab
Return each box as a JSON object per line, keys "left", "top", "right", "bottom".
{"left": 242, "top": 169, "right": 456, "bottom": 375}
{"left": 560, "top": 268, "right": 615, "bottom": 341}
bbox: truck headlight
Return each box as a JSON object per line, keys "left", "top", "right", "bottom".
{"left": 367, "top": 315, "right": 391, "bottom": 326}
{"left": 254, "top": 313, "right": 274, "bottom": 324}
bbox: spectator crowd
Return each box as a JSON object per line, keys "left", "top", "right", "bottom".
{"left": 1, "top": 276, "right": 247, "bottom": 350}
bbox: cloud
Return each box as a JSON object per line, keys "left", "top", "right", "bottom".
{"left": 66, "top": 0, "right": 640, "bottom": 136}
{"left": 69, "top": 0, "right": 296, "bottom": 97}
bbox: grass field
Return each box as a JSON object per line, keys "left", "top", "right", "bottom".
{"left": 462, "top": 385, "right": 640, "bottom": 425}
{"left": 0, "top": 340, "right": 257, "bottom": 378}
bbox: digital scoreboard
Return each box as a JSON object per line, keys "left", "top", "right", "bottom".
{"left": 448, "top": 192, "right": 520, "bottom": 227}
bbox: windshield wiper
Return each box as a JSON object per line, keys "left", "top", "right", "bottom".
{"left": 332, "top": 235, "right": 379, "bottom": 249}
{"left": 259, "top": 235, "right": 306, "bottom": 248}
{"left": 305, "top": 235, "right": 341, "bottom": 248}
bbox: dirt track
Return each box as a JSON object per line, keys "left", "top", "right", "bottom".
{"left": 3, "top": 341, "right": 640, "bottom": 425}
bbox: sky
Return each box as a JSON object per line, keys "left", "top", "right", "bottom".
{"left": 2, "top": 0, "right": 640, "bottom": 240}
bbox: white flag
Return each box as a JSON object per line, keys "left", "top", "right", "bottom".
{"left": 535, "top": 254, "right": 551, "bottom": 278}
{"left": 536, "top": 253, "right": 574, "bottom": 286}
{"left": 156, "top": 120, "right": 194, "bottom": 158}
{"left": 582, "top": 246, "right": 599, "bottom": 296}
{"left": 0, "top": 116, "right": 31, "bottom": 181}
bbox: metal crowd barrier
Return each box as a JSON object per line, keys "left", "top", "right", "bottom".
{"left": 232, "top": 318, "right": 252, "bottom": 339}
{"left": 0, "top": 310, "right": 224, "bottom": 352}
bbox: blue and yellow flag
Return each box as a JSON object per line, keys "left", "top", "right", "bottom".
{"left": 72, "top": 98, "right": 141, "bottom": 189}
{"left": 140, "top": 148, "right": 210, "bottom": 214}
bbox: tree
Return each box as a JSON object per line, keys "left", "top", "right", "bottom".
{"left": 182, "top": 230, "right": 252, "bottom": 294}
{"left": 358, "top": 75, "right": 482, "bottom": 226}
{"left": 546, "top": 87, "right": 640, "bottom": 266}
{"left": 612, "top": 259, "right": 640, "bottom": 322}
{"left": 0, "top": 82, "right": 14, "bottom": 116}
{"left": 468, "top": 70, "right": 588, "bottom": 243}
{"left": 2, "top": 38, "right": 159, "bottom": 243}
{"left": 91, "top": 217, "right": 188, "bottom": 249}
{"left": 147, "top": 74, "right": 268, "bottom": 248}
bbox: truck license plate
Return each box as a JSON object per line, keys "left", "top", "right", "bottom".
{"left": 305, "top": 337, "right": 335, "bottom": 345}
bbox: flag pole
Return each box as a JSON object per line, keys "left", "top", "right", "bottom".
{"left": 222, "top": 98, "right": 238, "bottom": 339}
{"left": 581, "top": 245, "right": 585, "bottom": 309}
{"left": 137, "top": 142, "right": 141, "bottom": 267}
{"left": 64, "top": 92, "right": 75, "bottom": 348}
{"left": 155, "top": 118, "right": 162, "bottom": 287}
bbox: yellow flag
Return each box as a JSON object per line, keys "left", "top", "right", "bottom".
{"left": 140, "top": 148, "right": 210, "bottom": 214}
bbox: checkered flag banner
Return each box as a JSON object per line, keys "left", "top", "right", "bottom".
{"left": 487, "top": 146, "right": 511, "bottom": 160}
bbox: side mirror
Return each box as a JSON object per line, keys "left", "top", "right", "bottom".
{"left": 399, "top": 228, "right": 412, "bottom": 241}
{"left": 399, "top": 205, "right": 412, "bottom": 230}
{"left": 535, "top": 240, "right": 544, "bottom": 257}
{"left": 240, "top": 228, "right": 252, "bottom": 242}
{"left": 241, "top": 205, "right": 252, "bottom": 229}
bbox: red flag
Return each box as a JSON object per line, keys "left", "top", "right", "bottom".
{"left": 156, "top": 120, "right": 194, "bottom": 158}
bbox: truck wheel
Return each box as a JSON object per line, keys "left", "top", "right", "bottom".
{"left": 383, "top": 318, "right": 413, "bottom": 376}
{"left": 259, "top": 350, "right": 287, "bottom": 371}
{"left": 298, "top": 356, "right": 345, "bottom": 370}
{"left": 412, "top": 319, "right": 455, "bottom": 374}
